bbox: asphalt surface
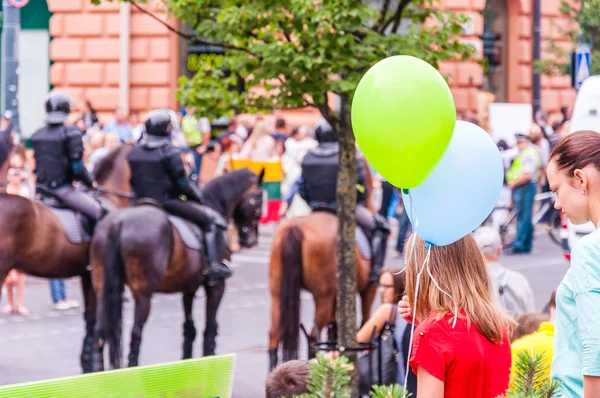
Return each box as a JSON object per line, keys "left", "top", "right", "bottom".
{"left": 0, "top": 224, "right": 568, "bottom": 396}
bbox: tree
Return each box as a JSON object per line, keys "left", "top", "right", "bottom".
{"left": 538, "top": 0, "right": 600, "bottom": 76}
{"left": 92, "top": 0, "right": 474, "bottom": 394}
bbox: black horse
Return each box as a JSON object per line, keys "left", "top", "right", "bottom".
{"left": 90, "top": 168, "right": 265, "bottom": 370}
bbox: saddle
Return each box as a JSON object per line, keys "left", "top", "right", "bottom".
{"left": 36, "top": 187, "right": 94, "bottom": 244}
{"left": 134, "top": 198, "right": 204, "bottom": 251}
{"left": 312, "top": 207, "right": 372, "bottom": 260}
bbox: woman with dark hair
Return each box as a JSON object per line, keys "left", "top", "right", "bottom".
{"left": 546, "top": 130, "right": 600, "bottom": 397}
{"left": 79, "top": 99, "right": 99, "bottom": 130}
{"left": 357, "top": 269, "right": 411, "bottom": 389}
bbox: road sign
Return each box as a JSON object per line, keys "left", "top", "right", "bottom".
{"left": 8, "top": 0, "right": 29, "bottom": 8}
{"left": 575, "top": 43, "right": 592, "bottom": 91}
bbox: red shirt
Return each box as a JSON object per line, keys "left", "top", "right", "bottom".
{"left": 409, "top": 314, "right": 511, "bottom": 398}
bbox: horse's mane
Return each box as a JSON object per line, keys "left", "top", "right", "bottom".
{"left": 94, "top": 144, "right": 133, "bottom": 184}
{"left": 202, "top": 168, "right": 258, "bottom": 214}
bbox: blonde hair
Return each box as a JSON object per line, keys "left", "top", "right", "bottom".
{"left": 245, "top": 120, "right": 273, "bottom": 149}
{"left": 405, "top": 233, "right": 513, "bottom": 344}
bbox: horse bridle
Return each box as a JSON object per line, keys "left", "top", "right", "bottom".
{"left": 234, "top": 186, "right": 263, "bottom": 233}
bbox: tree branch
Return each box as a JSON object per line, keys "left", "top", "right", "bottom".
{"left": 374, "top": 0, "right": 391, "bottom": 32}
{"left": 124, "top": 0, "right": 254, "bottom": 55}
{"left": 381, "top": 0, "right": 411, "bottom": 34}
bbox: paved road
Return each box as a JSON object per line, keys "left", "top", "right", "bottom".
{"left": 0, "top": 225, "right": 568, "bottom": 396}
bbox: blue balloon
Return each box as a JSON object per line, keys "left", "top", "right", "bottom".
{"left": 401, "top": 121, "right": 503, "bottom": 246}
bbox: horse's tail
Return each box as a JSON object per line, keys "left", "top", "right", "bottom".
{"left": 280, "top": 224, "right": 304, "bottom": 362}
{"left": 103, "top": 221, "right": 125, "bottom": 369}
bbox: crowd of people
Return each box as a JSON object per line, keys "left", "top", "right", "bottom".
{"left": 2, "top": 96, "right": 598, "bottom": 397}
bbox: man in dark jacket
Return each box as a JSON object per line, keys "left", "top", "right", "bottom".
{"left": 30, "top": 92, "right": 107, "bottom": 227}
{"left": 298, "top": 122, "right": 390, "bottom": 283}
{"left": 127, "top": 109, "right": 231, "bottom": 282}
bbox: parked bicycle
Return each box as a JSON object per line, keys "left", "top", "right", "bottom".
{"left": 484, "top": 191, "right": 561, "bottom": 247}
{"left": 496, "top": 191, "right": 561, "bottom": 247}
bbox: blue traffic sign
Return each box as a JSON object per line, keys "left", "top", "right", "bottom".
{"left": 575, "top": 43, "right": 591, "bottom": 90}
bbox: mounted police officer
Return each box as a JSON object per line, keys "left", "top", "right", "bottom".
{"left": 30, "top": 91, "right": 107, "bottom": 227}
{"left": 127, "top": 109, "right": 232, "bottom": 282}
{"left": 299, "top": 121, "right": 390, "bottom": 283}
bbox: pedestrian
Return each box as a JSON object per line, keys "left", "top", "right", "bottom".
{"left": 103, "top": 107, "right": 133, "bottom": 143}
{"left": 510, "top": 289, "right": 557, "bottom": 391}
{"left": 546, "top": 130, "right": 600, "bottom": 397}
{"left": 265, "top": 360, "right": 310, "bottom": 398}
{"left": 505, "top": 133, "right": 541, "bottom": 254}
{"left": 398, "top": 233, "right": 513, "bottom": 397}
{"left": 2, "top": 152, "right": 32, "bottom": 316}
{"left": 239, "top": 120, "right": 276, "bottom": 160}
{"left": 474, "top": 226, "right": 535, "bottom": 318}
{"left": 49, "top": 279, "right": 79, "bottom": 311}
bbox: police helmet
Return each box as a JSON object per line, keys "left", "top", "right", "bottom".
{"left": 144, "top": 109, "right": 173, "bottom": 137}
{"left": 45, "top": 91, "right": 73, "bottom": 125}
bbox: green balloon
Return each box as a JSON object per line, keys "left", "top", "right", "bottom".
{"left": 351, "top": 55, "right": 456, "bottom": 188}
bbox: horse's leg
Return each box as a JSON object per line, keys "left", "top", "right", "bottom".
{"left": 268, "top": 290, "right": 281, "bottom": 370}
{"left": 182, "top": 291, "right": 197, "bottom": 360}
{"left": 203, "top": 280, "right": 225, "bottom": 356}
{"left": 92, "top": 296, "right": 105, "bottom": 372}
{"left": 80, "top": 271, "right": 97, "bottom": 373}
{"left": 128, "top": 294, "right": 151, "bottom": 367}
{"left": 0, "top": 254, "right": 14, "bottom": 307}
{"left": 309, "top": 296, "right": 335, "bottom": 359}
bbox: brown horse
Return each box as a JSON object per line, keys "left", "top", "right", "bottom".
{"left": 90, "top": 168, "right": 265, "bottom": 371}
{"left": 0, "top": 144, "right": 133, "bottom": 373}
{"left": 267, "top": 157, "right": 379, "bottom": 370}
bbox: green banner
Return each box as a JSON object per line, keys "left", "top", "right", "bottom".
{"left": 0, "top": 354, "right": 236, "bottom": 398}
{"left": 263, "top": 181, "right": 281, "bottom": 200}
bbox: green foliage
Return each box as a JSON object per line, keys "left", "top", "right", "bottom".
{"left": 293, "top": 352, "right": 411, "bottom": 398}
{"left": 91, "top": 0, "right": 474, "bottom": 122}
{"left": 369, "top": 383, "right": 413, "bottom": 398}
{"left": 497, "top": 351, "right": 562, "bottom": 398}
{"left": 296, "top": 352, "right": 353, "bottom": 398}
{"left": 538, "top": 0, "right": 600, "bottom": 76}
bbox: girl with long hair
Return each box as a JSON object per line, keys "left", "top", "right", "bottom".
{"left": 399, "top": 233, "right": 513, "bottom": 397}
{"left": 546, "top": 130, "right": 600, "bottom": 397}
{"left": 239, "top": 120, "right": 276, "bottom": 160}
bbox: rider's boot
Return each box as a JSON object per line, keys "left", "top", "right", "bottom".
{"left": 204, "top": 224, "right": 233, "bottom": 283}
{"left": 89, "top": 200, "right": 111, "bottom": 233}
{"left": 369, "top": 214, "right": 391, "bottom": 284}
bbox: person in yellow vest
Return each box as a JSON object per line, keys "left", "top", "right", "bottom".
{"left": 181, "top": 107, "right": 211, "bottom": 180}
{"left": 505, "top": 133, "right": 541, "bottom": 254}
{"left": 509, "top": 289, "right": 556, "bottom": 391}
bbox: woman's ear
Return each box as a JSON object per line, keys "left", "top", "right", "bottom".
{"left": 574, "top": 169, "right": 589, "bottom": 193}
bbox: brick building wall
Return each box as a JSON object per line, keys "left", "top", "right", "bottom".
{"left": 45, "top": 0, "right": 574, "bottom": 126}
{"left": 47, "top": 0, "right": 179, "bottom": 123}
{"left": 437, "top": 0, "right": 575, "bottom": 116}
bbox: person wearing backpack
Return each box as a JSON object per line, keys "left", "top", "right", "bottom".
{"left": 474, "top": 226, "right": 535, "bottom": 317}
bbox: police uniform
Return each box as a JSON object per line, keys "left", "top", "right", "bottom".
{"left": 299, "top": 124, "right": 390, "bottom": 283}
{"left": 506, "top": 133, "right": 541, "bottom": 254}
{"left": 127, "top": 109, "right": 231, "bottom": 282}
{"left": 30, "top": 92, "right": 106, "bottom": 223}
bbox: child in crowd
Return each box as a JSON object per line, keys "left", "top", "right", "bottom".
{"left": 399, "top": 233, "right": 513, "bottom": 397}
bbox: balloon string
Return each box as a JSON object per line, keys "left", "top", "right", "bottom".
{"left": 402, "top": 240, "right": 430, "bottom": 395}
{"left": 426, "top": 261, "right": 458, "bottom": 329}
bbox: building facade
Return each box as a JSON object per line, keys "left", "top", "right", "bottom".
{"left": 11, "top": 0, "right": 575, "bottom": 136}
